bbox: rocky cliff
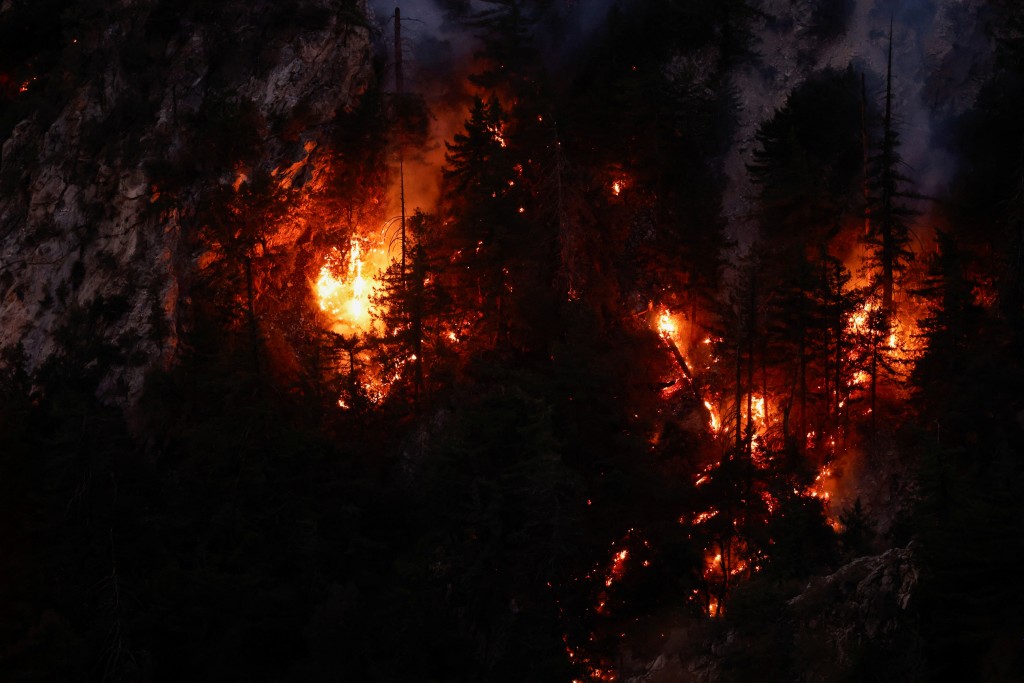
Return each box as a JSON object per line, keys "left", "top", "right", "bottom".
{"left": 620, "top": 544, "right": 923, "bottom": 682}
{"left": 0, "top": 0, "right": 372, "bottom": 405}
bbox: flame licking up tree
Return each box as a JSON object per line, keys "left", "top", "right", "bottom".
{"left": 657, "top": 309, "right": 678, "bottom": 340}
{"left": 314, "top": 233, "right": 413, "bottom": 408}
{"left": 316, "top": 237, "right": 385, "bottom": 336}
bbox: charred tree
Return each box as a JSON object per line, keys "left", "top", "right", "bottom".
{"left": 864, "top": 24, "right": 916, "bottom": 324}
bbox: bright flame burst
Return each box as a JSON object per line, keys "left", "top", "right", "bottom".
{"left": 314, "top": 235, "right": 398, "bottom": 408}
{"left": 657, "top": 309, "right": 678, "bottom": 340}
{"left": 316, "top": 238, "right": 385, "bottom": 335}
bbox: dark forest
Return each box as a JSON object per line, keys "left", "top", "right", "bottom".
{"left": 1, "top": 0, "right": 1023, "bottom": 680}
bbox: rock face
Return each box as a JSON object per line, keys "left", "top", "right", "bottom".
{"left": 787, "top": 544, "right": 922, "bottom": 681}
{"left": 0, "top": 0, "right": 372, "bottom": 405}
{"left": 623, "top": 544, "right": 922, "bottom": 683}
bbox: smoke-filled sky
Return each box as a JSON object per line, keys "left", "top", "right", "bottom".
{"left": 725, "top": 0, "right": 994, "bottom": 236}
{"left": 366, "top": 0, "right": 996, "bottom": 240}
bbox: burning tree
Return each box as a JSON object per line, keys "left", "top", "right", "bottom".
{"left": 441, "top": 96, "right": 524, "bottom": 349}
{"left": 862, "top": 27, "right": 917, "bottom": 325}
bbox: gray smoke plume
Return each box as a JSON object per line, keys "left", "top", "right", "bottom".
{"left": 366, "top": 1, "right": 997, "bottom": 240}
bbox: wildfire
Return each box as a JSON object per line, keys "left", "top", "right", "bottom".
{"left": 312, "top": 234, "right": 404, "bottom": 408}
{"left": 751, "top": 395, "right": 765, "bottom": 424}
{"left": 848, "top": 302, "right": 871, "bottom": 333}
{"left": 805, "top": 465, "right": 834, "bottom": 501}
{"left": 657, "top": 309, "right": 678, "bottom": 340}
{"left": 704, "top": 400, "right": 721, "bottom": 433}
{"left": 316, "top": 238, "right": 385, "bottom": 335}
{"left": 694, "top": 463, "right": 715, "bottom": 486}
{"left": 605, "top": 549, "right": 629, "bottom": 587}
{"left": 488, "top": 123, "right": 507, "bottom": 148}
{"left": 690, "top": 509, "right": 719, "bottom": 525}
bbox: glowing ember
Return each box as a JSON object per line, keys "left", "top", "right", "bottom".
{"left": 487, "top": 124, "right": 507, "bottom": 148}
{"left": 691, "top": 509, "right": 719, "bottom": 525}
{"left": 751, "top": 395, "right": 765, "bottom": 425}
{"left": 805, "top": 465, "right": 834, "bottom": 501}
{"left": 848, "top": 303, "right": 871, "bottom": 333}
{"left": 694, "top": 463, "right": 715, "bottom": 487}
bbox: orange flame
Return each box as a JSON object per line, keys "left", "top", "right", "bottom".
{"left": 704, "top": 400, "right": 721, "bottom": 433}
{"left": 316, "top": 238, "right": 387, "bottom": 335}
{"left": 657, "top": 309, "right": 678, "bottom": 340}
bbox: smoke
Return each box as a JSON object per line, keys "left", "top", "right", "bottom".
{"left": 363, "top": 1, "right": 997, "bottom": 242}
{"left": 723, "top": 0, "right": 996, "bottom": 244}
{"left": 368, "top": 0, "right": 621, "bottom": 70}
{"left": 364, "top": 0, "right": 621, "bottom": 218}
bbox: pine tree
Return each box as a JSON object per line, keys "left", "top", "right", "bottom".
{"left": 442, "top": 96, "right": 522, "bottom": 348}
{"left": 320, "top": 83, "right": 389, "bottom": 240}
{"left": 746, "top": 69, "right": 866, "bottom": 449}
{"left": 195, "top": 171, "right": 295, "bottom": 377}
{"left": 911, "top": 230, "right": 982, "bottom": 418}
{"left": 747, "top": 68, "right": 864, "bottom": 254}
{"left": 863, "top": 26, "right": 917, "bottom": 323}
{"left": 371, "top": 211, "right": 452, "bottom": 401}
{"left": 817, "top": 253, "right": 859, "bottom": 441}
{"left": 466, "top": 0, "right": 540, "bottom": 95}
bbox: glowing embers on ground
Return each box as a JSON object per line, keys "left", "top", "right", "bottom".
{"left": 566, "top": 637, "right": 618, "bottom": 683}
{"left": 562, "top": 530, "right": 654, "bottom": 682}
